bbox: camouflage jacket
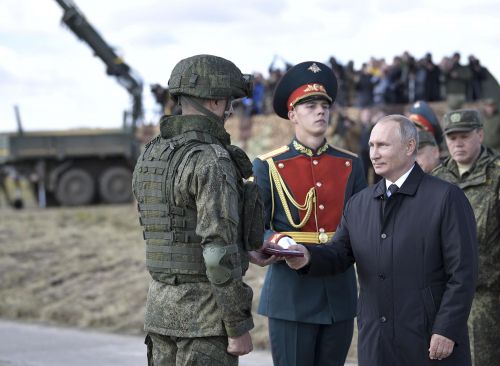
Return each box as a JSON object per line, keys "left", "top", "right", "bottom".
{"left": 132, "top": 114, "right": 254, "bottom": 338}
{"left": 445, "top": 64, "right": 472, "bottom": 95}
{"left": 432, "top": 147, "right": 500, "bottom": 290}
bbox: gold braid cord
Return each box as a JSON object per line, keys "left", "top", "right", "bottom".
{"left": 266, "top": 158, "right": 316, "bottom": 229}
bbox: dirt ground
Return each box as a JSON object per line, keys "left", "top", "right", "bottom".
{"left": 0, "top": 203, "right": 357, "bottom": 361}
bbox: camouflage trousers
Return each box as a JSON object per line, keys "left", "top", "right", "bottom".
{"left": 468, "top": 291, "right": 500, "bottom": 366}
{"left": 146, "top": 332, "right": 237, "bottom": 366}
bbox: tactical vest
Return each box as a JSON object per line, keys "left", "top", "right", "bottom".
{"left": 133, "top": 130, "right": 226, "bottom": 278}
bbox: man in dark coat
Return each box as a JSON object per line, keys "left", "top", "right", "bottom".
{"left": 278, "top": 115, "right": 478, "bottom": 366}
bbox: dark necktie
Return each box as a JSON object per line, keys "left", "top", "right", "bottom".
{"left": 382, "top": 183, "right": 399, "bottom": 221}
{"left": 386, "top": 183, "right": 399, "bottom": 199}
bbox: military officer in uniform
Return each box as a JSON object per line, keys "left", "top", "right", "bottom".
{"left": 408, "top": 101, "right": 443, "bottom": 174}
{"left": 253, "top": 61, "right": 367, "bottom": 366}
{"left": 132, "top": 54, "right": 264, "bottom": 366}
{"left": 433, "top": 109, "right": 500, "bottom": 366}
{"left": 416, "top": 130, "right": 441, "bottom": 173}
{"left": 482, "top": 98, "right": 500, "bottom": 151}
{"left": 408, "top": 100, "right": 444, "bottom": 147}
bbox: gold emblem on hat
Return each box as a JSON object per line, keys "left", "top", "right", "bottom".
{"left": 303, "top": 83, "right": 326, "bottom": 93}
{"left": 318, "top": 232, "right": 329, "bottom": 243}
{"left": 308, "top": 63, "right": 321, "bottom": 73}
{"left": 450, "top": 113, "right": 461, "bottom": 123}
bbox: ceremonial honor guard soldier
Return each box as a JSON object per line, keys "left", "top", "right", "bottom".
{"left": 252, "top": 61, "right": 367, "bottom": 366}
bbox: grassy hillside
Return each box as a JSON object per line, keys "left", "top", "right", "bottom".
{"left": 0, "top": 204, "right": 357, "bottom": 360}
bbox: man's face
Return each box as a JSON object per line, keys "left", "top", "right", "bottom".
{"left": 288, "top": 99, "right": 330, "bottom": 139}
{"left": 445, "top": 129, "right": 483, "bottom": 165}
{"left": 369, "top": 120, "right": 416, "bottom": 182}
{"left": 416, "top": 145, "right": 440, "bottom": 173}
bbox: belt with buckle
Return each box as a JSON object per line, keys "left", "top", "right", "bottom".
{"left": 280, "top": 231, "right": 334, "bottom": 244}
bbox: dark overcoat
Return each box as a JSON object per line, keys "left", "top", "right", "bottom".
{"left": 306, "top": 164, "right": 478, "bottom": 366}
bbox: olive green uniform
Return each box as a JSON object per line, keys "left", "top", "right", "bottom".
{"left": 433, "top": 147, "right": 500, "bottom": 366}
{"left": 133, "top": 115, "right": 256, "bottom": 366}
{"left": 483, "top": 111, "right": 500, "bottom": 151}
{"left": 445, "top": 64, "right": 472, "bottom": 109}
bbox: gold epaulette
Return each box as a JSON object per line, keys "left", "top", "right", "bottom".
{"left": 331, "top": 145, "right": 358, "bottom": 158}
{"left": 257, "top": 145, "right": 290, "bottom": 160}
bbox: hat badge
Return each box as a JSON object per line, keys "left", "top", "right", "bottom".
{"left": 450, "top": 113, "right": 461, "bottom": 123}
{"left": 308, "top": 63, "right": 321, "bottom": 73}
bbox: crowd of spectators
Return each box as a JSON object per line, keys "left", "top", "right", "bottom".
{"left": 149, "top": 51, "right": 498, "bottom": 156}
{"left": 243, "top": 51, "right": 498, "bottom": 115}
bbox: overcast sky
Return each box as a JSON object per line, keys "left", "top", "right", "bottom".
{"left": 1, "top": 0, "right": 499, "bottom": 132}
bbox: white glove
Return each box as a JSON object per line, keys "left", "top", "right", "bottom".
{"left": 277, "top": 236, "right": 297, "bottom": 249}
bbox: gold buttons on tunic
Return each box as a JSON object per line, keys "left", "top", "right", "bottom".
{"left": 319, "top": 204, "right": 325, "bottom": 210}
{"left": 278, "top": 163, "right": 284, "bottom": 168}
{"left": 319, "top": 228, "right": 325, "bottom": 233}
{"left": 316, "top": 182, "right": 322, "bottom": 187}
{"left": 345, "top": 161, "right": 351, "bottom": 167}
{"left": 313, "top": 160, "right": 319, "bottom": 165}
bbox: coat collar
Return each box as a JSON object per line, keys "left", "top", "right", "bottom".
{"left": 372, "top": 163, "right": 425, "bottom": 199}
{"left": 442, "top": 146, "right": 496, "bottom": 180}
{"left": 291, "top": 138, "right": 329, "bottom": 157}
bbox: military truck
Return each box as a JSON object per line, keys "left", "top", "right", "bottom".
{"left": 0, "top": 0, "right": 144, "bottom": 207}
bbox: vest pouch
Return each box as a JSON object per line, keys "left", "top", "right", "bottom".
{"left": 242, "top": 180, "right": 265, "bottom": 251}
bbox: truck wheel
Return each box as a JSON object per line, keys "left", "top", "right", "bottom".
{"left": 98, "top": 167, "right": 133, "bottom": 204}
{"left": 55, "top": 168, "right": 95, "bottom": 206}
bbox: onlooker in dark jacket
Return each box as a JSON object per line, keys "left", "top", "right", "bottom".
{"left": 423, "top": 53, "right": 442, "bottom": 101}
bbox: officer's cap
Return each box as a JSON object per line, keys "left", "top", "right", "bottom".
{"left": 409, "top": 101, "right": 443, "bottom": 145}
{"left": 443, "top": 109, "right": 483, "bottom": 135}
{"left": 273, "top": 61, "right": 338, "bottom": 119}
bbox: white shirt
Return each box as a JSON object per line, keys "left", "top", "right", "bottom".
{"left": 385, "top": 164, "right": 415, "bottom": 196}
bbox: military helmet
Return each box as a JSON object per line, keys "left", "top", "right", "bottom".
{"left": 168, "top": 54, "right": 252, "bottom": 100}
{"left": 273, "top": 61, "right": 338, "bottom": 120}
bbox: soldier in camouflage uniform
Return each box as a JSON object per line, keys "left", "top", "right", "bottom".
{"left": 433, "top": 109, "right": 500, "bottom": 366}
{"left": 444, "top": 53, "right": 472, "bottom": 110}
{"left": 482, "top": 98, "right": 500, "bottom": 151}
{"left": 132, "top": 54, "right": 265, "bottom": 366}
{"left": 416, "top": 130, "right": 441, "bottom": 173}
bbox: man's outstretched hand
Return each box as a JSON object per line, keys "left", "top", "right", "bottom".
{"left": 249, "top": 237, "right": 311, "bottom": 269}
{"left": 283, "top": 244, "right": 310, "bottom": 269}
{"left": 248, "top": 250, "right": 279, "bottom": 267}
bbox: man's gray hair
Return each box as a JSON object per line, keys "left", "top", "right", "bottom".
{"left": 377, "top": 114, "right": 419, "bottom": 156}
